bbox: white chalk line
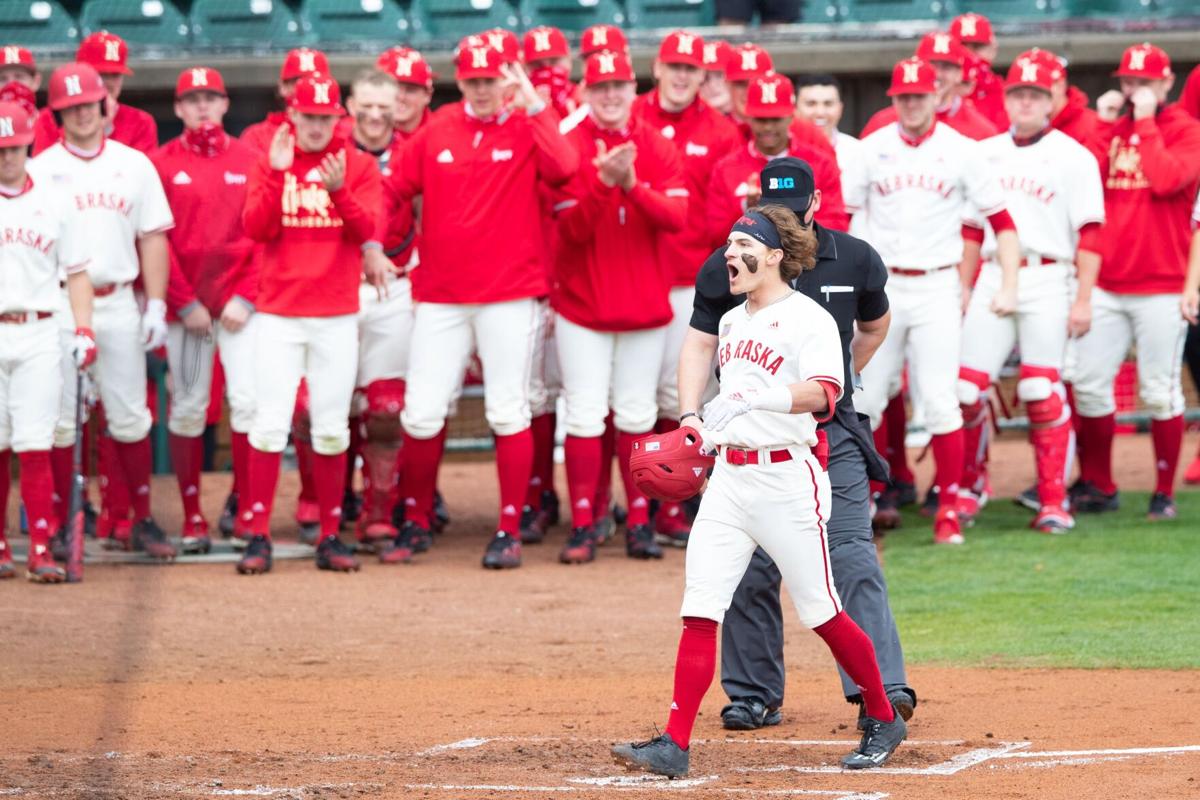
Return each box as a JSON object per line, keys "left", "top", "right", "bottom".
{"left": 403, "top": 784, "right": 885, "bottom": 799}
{"left": 733, "top": 741, "right": 1031, "bottom": 776}
{"left": 417, "top": 736, "right": 964, "bottom": 756}
{"left": 997, "top": 745, "right": 1200, "bottom": 758}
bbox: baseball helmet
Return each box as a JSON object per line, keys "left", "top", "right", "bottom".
{"left": 47, "top": 62, "right": 108, "bottom": 111}
{"left": 629, "top": 428, "right": 714, "bottom": 503}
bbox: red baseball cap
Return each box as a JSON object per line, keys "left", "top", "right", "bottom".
{"left": 1005, "top": 57, "right": 1054, "bottom": 93}
{"left": 0, "top": 81, "right": 37, "bottom": 116}
{"left": 950, "top": 12, "right": 994, "bottom": 44}
{"left": 523, "top": 26, "right": 569, "bottom": 62}
{"left": 0, "top": 100, "right": 35, "bottom": 148}
{"left": 1014, "top": 48, "right": 1066, "bottom": 83}
{"left": 887, "top": 57, "right": 937, "bottom": 96}
{"left": 744, "top": 72, "right": 794, "bottom": 118}
{"left": 915, "top": 32, "right": 966, "bottom": 67}
{"left": 1, "top": 45, "right": 36, "bottom": 73}
{"left": 289, "top": 74, "right": 343, "bottom": 115}
{"left": 175, "top": 66, "right": 227, "bottom": 98}
{"left": 456, "top": 43, "right": 505, "bottom": 80}
{"left": 658, "top": 30, "right": 705, "bottom": 69}
{"left": 77, "top": 31, "right": 131, "bottom": 76}
{"left": 280, "top": 48, "right": 329, "bottom": 82}
{"left": 584, "top": 49, "right": 635, "bottom": 86}
{"left": 1114, "top": 42, "right": 1172, "bottom": 80}
{"left": 702, "top": 40, "right": 733, "bottom": 72}
{"left": 377, "top": 47, "right": 434, "bottom": 89}
{"left": 47, "top": 62, "right": 108, "bottom": 110}
{"left": 580, "top": 25, "right": 627, "bottom": 57}
{"left": 724, "top": 43, "right": 773, "bottom": 83}
{"left": 460, "top": 28, "right": 520, "bottom": 64}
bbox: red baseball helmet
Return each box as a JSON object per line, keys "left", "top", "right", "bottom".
{"left": 629, "top": 428, "right": 714, "bottom": 503}
{"left": 47, "top": 62, "right": 108, "bottom": 111}
{"left": 0, "top": 100, "right": 35, "bottom": 148}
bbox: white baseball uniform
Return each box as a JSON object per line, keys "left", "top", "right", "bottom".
{"left": 29, "top": 140, "right": 174, "bottom": 446}
{"left": 683, "top": 292, "right": 845, "bottom": 629}
{"left": 527, "top": 297, "right": 561, "bottom": 419}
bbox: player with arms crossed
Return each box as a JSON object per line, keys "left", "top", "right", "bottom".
{"left": 612, "top": 206, "right": 906, "bottom": 777}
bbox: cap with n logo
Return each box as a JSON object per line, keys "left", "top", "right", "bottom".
{"left": 950, "top": 12, "right": 994, "bottom": 44}
{"left": 914, "top": 32, "right": 966, "bottom": 67}
{"left": 280, "top": 48, "right": 330, "bottom": 82}
{"left": 0, "top": 100, "right": 35, "bottom": 148}
{"left": 724, "top": 43, "right": 773, "bottom": 83}
{"left": 377, "top": 47, "right": 434, "bottom": 88}
{"left": 657, "top": 30, "right": 705, "bottom": 69}
{"left": 76, "top": 31, "right": 132, "bottom": 76}
{"left": 744, "top": 72, "right": 795, "bottom": 118}
{"left": 176, "top": 66, "right": 228, "bottom": 98}
{"left": 584, "top": 49, "right": 635, "bottom": 86}
{"left": 288, "top": 73, "right": 344, "bottom": 116}
{"left": 1004, "top": 57, "right": 1054, "bottom": 93}
{"left": 580, "top": 24, "right": 628, "bottom": 57}
{"left": 47, "top": 62, "right": 108, "bottom": 111}
{"left": 1, "top": 45, "right": 36, "bottom": 72}
{"left": 522, "top": 26, "right": 569, "bottom": 63}
{"left": 887, "top": 57, "right": 937, "bottom": 96}
{"left": 1113, "top": 42, "right": 1172, "bottom": 80}
{"left": 455, "top": 43, "right": 505, "bottom": 80}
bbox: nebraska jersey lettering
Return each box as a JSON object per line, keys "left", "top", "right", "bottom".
{"left": 845, "top": 122, "right": 1004, "bottom": 268}
{"left": 28, "top": 140, "right": 173, "bottom": 286}
{"left": 0, "top": 179, "right": 90, "bottom": 314}
{"left": 967, "top": 129, "right": 1105, "bottom": 261}
{"left": 710, "top": 292, "right": 844, "bottom": 449}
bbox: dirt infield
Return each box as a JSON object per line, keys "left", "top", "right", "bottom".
{"left": 2, "top": 433, "right": 1198, "bottom": 799}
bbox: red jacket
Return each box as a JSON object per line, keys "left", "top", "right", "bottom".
{"left": 967, "top": 62, "right": 1009, "bottom": 131}
{"left": 151, "top": 133, "right": 260, "bottom": 319}
{"left": 735, "top": 115, "right": 838, "bottom": 162}
{"left": 33, "top": 103, "right": 157, "bottom": 156}
{"left": 707, "top": 139, "right": 848, "bottom": 248}
{"left": 240, "top": 111, "right": 287, "bottom": 155}
{"left": 1053, "top": 86, "right": 1104, "bottom": 159}
{"left": 356, "top": 122, "right": 427, "bottom": 271}
{"left": 1180, "top": 64, "right": 1200, "bottom": 121}
{"left": 1095, "top": 105, "right": 1200, "bottom": 295}
{"left": 861, "top": 97, "right": 999, "bottom": 141}
{"left": 633, "top": 91, "right": 740, "bottom": 286}
{"left": 381, "top": 102, "right": 578, "bottom": 304}
{"left": 242, "top": 137, "right": 381, "bottom": 317}
{"left": 553, "top": 115, "right": 687, "bottom": 332}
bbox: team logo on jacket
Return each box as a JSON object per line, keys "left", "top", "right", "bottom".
{"left": 172, "top": 171, "right": 192, "bottom": 185}
{"left": 437, "top": 149, "right": 454, "bottom": 164}
{"left": 1107, "top": 137, "right": 1147, "bottom": 190}
{"left": 224, "top": 171, "right": 247, "bottom": 185}
{"left": 281, "top": 172, "right": 341, "bottom": 228}
{"left": 304, "top": 168, "right": 322, "bottom": 182}
{"left": 491, "top": 148, "right": 513, "bottom": 162}
{"left": 685, "top": 141, "right": 708, "bottom": 157}
{"left": 661, "top": 124, "right": 676, "bottom": 140}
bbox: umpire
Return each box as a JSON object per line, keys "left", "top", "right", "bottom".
{"left": 680, "top": 158, "right": 916, "bottom": 729}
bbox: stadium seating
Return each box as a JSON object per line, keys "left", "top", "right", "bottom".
{"left": 831, "top": 0, "right": 954, "bottom": 22}
{"left": 957, "top": 0, "right": 1069, "bottom": 20}
{"left": 409, "top": 0, "right": 521, "bottom": 43}
{"left": 624, "top": 0, "right": 715, "bottom": 29}
{"left": 189, "top": 0, "right": 304, "bottom": 46}
{"left": 0, "top": 1, "right": 81, "bottom": 45}
{"left": 517, "top": 0, "right": 627, "bottom": 33}
{"left": 80, "top": 0, "right": 191, "bottom": 45}
{"left": 297, "top": 0, "right": 422, "bottom": 45}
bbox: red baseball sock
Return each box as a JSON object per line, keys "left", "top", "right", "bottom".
{"left": 495, "top": 428, "right": 533, "bottom": 536}
{"left": 884, "top": 395, "right": 914, "bottom": 484}
{"left": 397, "top": 430, "right": 442, "bottom": 529}
{"left": 0, "top": 450, "right": 10, "bottom": 531}
{"left": 617, "top": 430, "right": 651, "bottom": 527}
{"left": 595, "top": 414, "right": 616, "bottom": 514}
{"left": 527, "top": 413, "right": 556, "bottom": 509}
{"left": 655, "top": 418, "right": 680, "bottom": 435}
{"left": 98, "top": 426, "right": 131, "bottom": 526}
{"left": 814, "top": 611, "right": 894, "bottom": 722}
{"left": 664, "top": 617, "right": 718, "bottom": 750}
{"left": 113, "top": 438, "right": 153, "bottom": 520}
{"left": 565, "top": 435, "right": 601, "bottom": 528}
{"left": 930, "top": 430, "right": 964, "bottom": 509}
{"left": 17, "top": 451, "right": 55, "bottom": 549}
{"left": 1076, "top": 413, "right": 1116, "bottom": 494}
{"left": 1151, "top": 415, "right": 1184, "bottom": 497}
{"left": 246, "top": 447, "right": 282, "bottom": 537}
{"left": 168, "top": 434, "right": 204, "bottom": 520}
{"left": 311, "top": 450, "right": 347, "bottom": 539}
{"left": 230, "top": 431, "right": 250, "bottom": 501}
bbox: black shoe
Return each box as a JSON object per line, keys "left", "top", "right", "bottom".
{"left": 559, "top": 526, "right": 596, "bottom": 564}
{"left": 391, "top": 498, "right": 406, "bottom": 531}
{"left": 218, "top": 492, "right": 238, "bottom": 538}
{"left": 612, "top": 504, "right": 627, "bottom": 526}
{"left": 894, "top": 480, "right": 917, "bottom": 507}
{"left": 872, "top": 486, "right": 902, "bottom": 531}
{"left": 1148, "top": 492, "right": 1177, "bottom": 521}
{"left": 1071, "top": 480, "right": 1119, "bottom": 513}
{"left": 49, "top": 527, "right": 70, "bottom": 563}
{"left": 408, "top": 522, "right": 433, "bottom": 553}
{"left": 842, "top": 714, "right": 907, "bottom": 769}
{"left": 341, "top": 489, "right": 362, "bottom": 525}
{"left": 519, "top": 505, "right": 547, "bottom": 545}
{"left": 1014, "top": 484, "right": 1041, "bottom": 512}
{"left": 482, "top": 532, "right": 521, "bottom": 569}
{"left": 611, "top": 732, "right": 688, "bottom": 778}
{"left": 236, "top": 535, "right": 273, "bottom": 575}
{"left": 132, "top": 518, "right": 177, "bottom": 560}
{"left": 83, "top": 501, "right": 98, "bottom": 538}
{"left": 919, "top": 486, "right": 939, "bottom": 518}
{"left": 432, "top": 490, "right": 450, "bottom": 533}
{"left": 540, "top": 489, "right": 561, "bottom": 527}
{"left": 855, "top": 688, "right": 917, "bottom": 731}
{"left": 625, "top": 524, "right": 663, "bottom": 560}
{"left": 315, "top": 536, "right": 361, "bottom": 572}
{"left": 722, "top": 700, "right": 782, "bottom": 730}
{"left": 593, "top": 514, "right": 615, "bottom": 546}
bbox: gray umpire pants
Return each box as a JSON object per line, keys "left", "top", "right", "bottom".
{"left": 720, "top": 415, "right": 910, "bottom": 708}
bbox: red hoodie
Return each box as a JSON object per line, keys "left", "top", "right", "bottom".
{"left": 381, "top": 102, "right": 578, "bottom": 304}
{"left": 633, "top": 90, "right": 740, "bottom": 286}
{"left": 1095, "top": 105, "right": 1200, "bottom": 295}
{"left": 1180, "top": 64, "right": 1200, "bottom": 121}
{"left": 152, "top": 131, "right": 260, "bottom": 319}
{"left": 242, "top": 136, "right": 381, "bottom": 316}
{"left": 966, "top": 62, "right": 1009, "bottom": 131}
{"left": 1053, "top": 86, "right": 1104, "bottom": 159}
{"left": 240, "top": 111, "right": 288, "bottom": 155}
{"left": 33, "top": 103, "right": 157, "bottom": 156}
{"left": 861, "top": 96, "right": 999, "bottom": 141}
{"left": 553, "top": 115, "right": 687, "bottom": 332}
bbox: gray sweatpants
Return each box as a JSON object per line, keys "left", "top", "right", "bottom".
{"left": 720, "top": 415, "right": 910, "bottom": 708}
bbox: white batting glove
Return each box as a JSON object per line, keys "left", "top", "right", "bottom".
{"left": 141, "top": 298, "right": 168, "bottom": 351}
{"left": 702, "top": 386, "right": 793, "bottom": 433}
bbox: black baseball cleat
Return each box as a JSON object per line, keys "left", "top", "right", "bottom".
{"left": 559, "top": 526, "right": 596, "bottom": 564}
{"left": 1014, "top": 484, "right": 1041, "bottom": 512}
{"left": 855, "top": 688, "right": 917, "bottom": 731}
{"left": 49, "top": 527, "right": 70, "bottom": 563}
{"left": 519, "top": 505, "right": 547, "bottom": 545}
{"left": 540, "top": 489, "right": 561, "bottom": 527}
{"left": 842, "top": 714, "right": 907, "bottom": 769}
{"left": 482, "top": 532, "right": 522, "bottom": 569}
{"left": 132, "top": 518, "right": 177, "bottom": 560}
{"left": 593, "top": 513, "right": 615, "bottom": 547}
{"left": 218, "top": 492, "right": 239, "bottom": 538}
{"left": 340, "top": 489, "right": 362, "bottom": 526}
{"left": 612, "top": 732, "right": 689, "bottom": 778}
{"left": 894, "top": 480, "right": 917, "bottom": 508}
{"left": 721, "top": 700, "right": 782, "bottom": 730}
{"left": 1070, "top": 480, "right": 1119, "bottom": 513}
{"left": 625, "top": 524, "right": 663, "bottom": 560}
{"left": 1147, "top": 492, "right": 1177, "bottom": 521}
{"left": 236, "top": 535, "right": 273, "bottom": 575}
{"left": 316, "top": 536, "right": 361, "bottom": 572}
{"left": 432, "top": 490, "right": 451, "bottom": 533}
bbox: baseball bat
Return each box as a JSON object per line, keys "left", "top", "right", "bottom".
{"left": 65, "top": 371, "right": 85, "bottom": 583}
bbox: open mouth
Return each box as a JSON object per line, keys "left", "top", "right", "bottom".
{"left": 727, "top": 261, "right": 740, "bottom": 282}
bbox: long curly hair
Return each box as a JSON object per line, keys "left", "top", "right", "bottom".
{"left": 748, "top": 204, "right": 819, "bottom": 283}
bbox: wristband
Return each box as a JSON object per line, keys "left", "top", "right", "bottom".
{"left": 679, "top": 411, "right": 702, "bottom": 423}
{"left": 746, "top": 385, "right": 793, "bottom": 414}
{"left": 362, "top": 240, "right": 384, "bottom": 253}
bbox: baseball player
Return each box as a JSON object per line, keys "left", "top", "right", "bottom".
{"left": 844, "top": 57, "right": 1021, "bottom": 544}
{"left": 0, "top": 100, "right": 95, "bottom": 583}
{"left": 956, "top": 57, "right": 1105, "bottom": 534}
{"left": 950, "top": 13, "right": 1008, "bottom": 130}
{"left": 794, "top": 74, "right": 865, "bottom": 218}
{"left": 1181, "top": 198, "right": 1200, "bottom": 484}
{"left": 552, "top": 49, "right": 687, "bottom": 564}
{"left": 33, "top": 32, "right": 157, "bottom": 156}
{"left": 1015, "top": 48, "right": 1103, "bottom": 154}
{"left": 379, "top": 46, "right": 578, "bottom": 569}
{"left": 236, "top": 74, "right": 381, "bottom": 575}
{"left": 241, "top": 48, "right": 329, "bottom": 155}
{"left": 633, "top": 30, "right": 740, "bottom": 545}
{"left": 699, "top": 40, "right": 734, "bottom": 115}
{"left": 612, "top": 206, "right": 906, "bottom": 777}
{"left": 1, "top": 45, "right": 40, "bottom": 115}
{"left": 523, "top": 26, "right": 578, "bottom": 120}
{"left": 151, "top": 67, "right": 260, "bottom": 555}
{"left": 707, "top": 73, "right": 849, "bottom": 247}
{"left": 29, "top": 62, "right": 176, "bottom": 560}
{"left": 1069, "top": 43, "right": 1200, "bottom": 521}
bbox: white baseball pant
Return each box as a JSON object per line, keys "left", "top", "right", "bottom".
{"left": 166, "top": 316, "right": 258, "bottom": 438}
{"left": 528, "top": 298, "right": 561, "bottom": 418}
{"left": 556, "top": 314, "right": 667, "bottom": 438}
{"left": 401, "top": 299, "right": 538, "bottom": 439}
{"left": 656, "top": 286, "right": 694, "bottom": 420}
{"left": 960, "top": 262, "right": 1072, "bottom": 380}
{"left": 250, "top": 313, "right": 359, "bottom": 455}
{"left": 0, "top": 317, "right": 63, "bottom": 453}
{"left": 356, "top": 274, "right": 414, "bottom": 388}
{"left": 681, "top": 449, "right": 842, "bottom": 629}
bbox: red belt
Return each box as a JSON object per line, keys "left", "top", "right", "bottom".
{"left": 723, "top": 447, "right": 794, "bottom": 466}
{"left": 1019, "top": 256, "right": 1057, "bottom": 267}
{"left": 94, "top": 281, "right": 132, "bottom": 298}
{"left": 889, "top": 264, "right": 954, "bottom": 277}
{"left": 0, "top": 311, "right": 53, "bottom": 324}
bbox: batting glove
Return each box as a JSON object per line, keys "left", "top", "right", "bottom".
{"left": 141, "top": 298, "right": 168, "bottom": 351}
{"left": 72, "top": 327, "right": 97, "bottom": 370}
{"left": 702, "top": 386, "right": 793, "bottom": 432}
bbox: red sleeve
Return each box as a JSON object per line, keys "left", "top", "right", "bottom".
{"left": 859, "top": 107, "right": 895, "bottom": 139}
{"left": 557, "top": 168, "right": 616, "bottom": 244}
{"left": 811, "top": 152, "right": 849, "bottom": 232}
{"left": 242, "top": 158, "right": 284, "bottom": 242}
{"left": 32, "top": 107, "right": 59, "bottom": 157}
{"left": 331, "top": 151, "right": 382, "bottom": 245}
{"left": 1077, "top": 221, "right": 1103, "bottom": 254}
{"left": 705, "top": 160, "right": 742, "bottom": 248}
{"left": 813, "top": 379, "right": 839, "bottom": 423}
{"left": 1181, "top": 65, "right": 1200, "bottom": 121}
{"left": 961, "top": 223, "right": 985, "bottom": 243}
{"left": 529, "top": 108, "right": 579, "bottom": 187}
{"left": 165, "top": 246, "right": 198, "bottom": 314}
{"left": 1132, "top": 116, "right": 1200, "bottom": 196}
{"left": 128, "top": 110, "right": 158, "bottom": 154}
{"left": 623, "top": 139, "right": 687, "bottom": 232}
{"left": 986, "top": 209, "right": 1016, "bottom": 234}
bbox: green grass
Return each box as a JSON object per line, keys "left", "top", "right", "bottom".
{"left": 881, "top": 491, "right": 1200, "bottom": 669}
